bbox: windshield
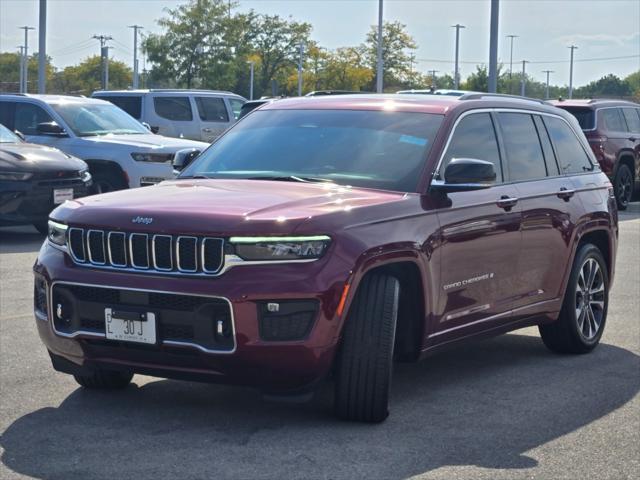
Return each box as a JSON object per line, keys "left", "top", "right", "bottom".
{"left": 0, "top": 123, "right": 20, "bottom": 143}
{"left": 51, "top": 102, "right": 149, "bottom": 137}
{"left": 180, "top": 109, "right": 443, "bottom": 192}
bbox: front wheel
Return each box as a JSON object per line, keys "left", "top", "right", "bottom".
{"left": 614, "top": 164, "right": 633, "bottom": 210}
{"left": 334, "top": 274, "right": 400, "bottom": 423}
{"left": 91, "top": 170, "right": 127, "bottom": 194}
{"left": 539, "top": 243, "right": 609, "bottom": 354}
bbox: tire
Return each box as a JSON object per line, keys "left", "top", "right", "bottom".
{"left": 614, "top": 163, "right": 633, "bottom": 210}
{"left": 33, "top": 221, "right": 49, "bottom": 235}
{"left": 334, "top": 274, "right": 400, "bottom": 423}
{"left": 539, "top": 243, "right": 609, "bottom": 354}
{"left": 91, "top": 170, "right": 127, "bottom": 194}
{"left": 74, "top": 368, "right": 133, "bottom": 389}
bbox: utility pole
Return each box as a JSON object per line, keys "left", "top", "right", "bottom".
{"left": 19, "top": 26, "right": 35, "bottom": 93}
{"left": 249, "top": 61, "right": 254, "bottom": 100}
{"left": 452, "top": 24, "right": 465, "bottom": 89}
{"left": 297, "top": 42, "right": 304, "bottom": 96}
{"left": 568, "top": 45, "right": 578, "bottom": 99}
{"left": 376, "top": 0, "right": 384, "bottom": 93}
{"left": 409, "top": 54, "right": 415, "bottom": 88}
{"left": 93, "top": 35, "right": 113, "bottom": 90}
{"left": 129, "top": 25, "right": 143, "bottom": 89}
{"left": 488, "top": 0, "right": 499, "bottom": 93}
{"left": 506, "top": 34, "right": 518, "bottom": 94}
{"left": 428, "top": 69, "right": 438, "bottom": 88}
{"left": 38, "top": 0, "right": 46, "bottom": 93}
{"left": 542, "top": 70, "right": 554, "bottom": 100}
{"left": 520, "top": 60, "right": 528, "bottom": 96}
{"left": 17, "top": 46, "right": 25, "bottom": 94}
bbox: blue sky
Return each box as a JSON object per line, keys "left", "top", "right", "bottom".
{"left": 1, "top": 0, "right": 638, "bottom": 87}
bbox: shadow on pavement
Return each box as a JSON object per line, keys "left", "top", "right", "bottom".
{"left": 0, "top": 226, "right": 44, "bottom": 254}
{"left": 1, "top": 334, "right": 639, "bottom": 479}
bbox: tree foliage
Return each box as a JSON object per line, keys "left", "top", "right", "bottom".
{"left": 0, "top": 52, "right": 55, "bottom": 93}
{"left": 50, "top": 56, "right": 131, "bottom": 95}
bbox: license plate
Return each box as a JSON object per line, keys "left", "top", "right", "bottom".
{"left": 53, "top": 188, "right": 74, "bottom": 204}
{"left": 105, "top": 308, "right": 157, "bottom": 344}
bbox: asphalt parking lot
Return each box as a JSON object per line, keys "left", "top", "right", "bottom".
{"left": 0, "top": 206, "right": 638, "bottom": 480}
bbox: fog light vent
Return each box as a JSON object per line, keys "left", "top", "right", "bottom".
{"left": 34, "top": 278, "right": 48, "bottom": 318}
{"left": 258, "top": 300, "right": 318, "bottom": 341}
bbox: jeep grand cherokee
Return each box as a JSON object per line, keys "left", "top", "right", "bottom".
{"left": 34, "top": 94, "right": 618, "bottom": 422}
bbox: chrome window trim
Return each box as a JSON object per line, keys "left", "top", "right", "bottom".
{"left": 129, "top": 233, "right": 150, "bottom": 269}
{"left": 68, "top": 227, "right": 86, "bottom": 262}
{"left": 201, "top": 237, "right": 224, "bottom": 273}
{"left": 49, "top": 280, "right": 237, "bottom": 354}
{"left": 86, "top": 230, "right": 106, "bottom": 265}
{"left": 176, "top": 236, "right": 198, "bottom": 273}
{"left": 152, "top": 234, "right": 173, "bottom": 271}
{"left": 107, "top": 231, "right": 127, "bottom": 267}
{"left": 432, "top": 107, "right": 596, "bottom": 183}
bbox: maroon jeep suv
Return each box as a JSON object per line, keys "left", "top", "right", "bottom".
{"left": 35, "top": 94, "right": 618, "bottom": 422}
{"left": 553, "top": 99, "right": 640, "bottom": 210}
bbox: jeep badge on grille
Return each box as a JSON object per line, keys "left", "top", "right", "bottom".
{"left": 132, "top": 216, "right": 153, "bottom": 225}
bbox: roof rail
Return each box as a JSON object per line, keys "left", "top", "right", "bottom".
{"left": 459, "top": 92, "right": 549, "bottom": 105}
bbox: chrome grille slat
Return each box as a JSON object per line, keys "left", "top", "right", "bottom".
{"left": 65, "top": 229, "right": 224, "bottom": 275}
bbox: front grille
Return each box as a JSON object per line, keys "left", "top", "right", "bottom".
{"left": 68, "top": 228, "right": 224, "bottom": 276}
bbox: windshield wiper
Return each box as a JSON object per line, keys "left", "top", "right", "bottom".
{"left": 246, "top": 175, "right": 334, "bottom": 183}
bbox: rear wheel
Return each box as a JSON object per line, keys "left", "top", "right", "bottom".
{"left": 614, "top": 163, "right": 633, "bottom": 210}
{"left": 539, "top": 243, "right": 609, "bottom": 354}
{"left": 74, "top": 368, "right": 133, "bottom": 389}
{"left": 334, "top": 274, "right": 400, "bottom": 423}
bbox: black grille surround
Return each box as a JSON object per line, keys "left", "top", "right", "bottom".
{"left": 67, "top": 228, "right": 224, "bottom": 276}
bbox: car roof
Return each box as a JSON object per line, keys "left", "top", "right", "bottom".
{"left": 93, "top": 89, "right": 242, "bottom": 97}
{"left": 550, "top": 99, "right": 640, "bottom": 109}
{"left": 0, "top": 93, "right": 110, "bottom": 105}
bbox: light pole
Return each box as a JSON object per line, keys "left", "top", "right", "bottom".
{"left": 429, "top": 69, "right": 438, "bottom": 88}
{"left": 542, "top": 70, "right": 554, "bottom": 99}
{"left": 93, "top": 35, "right": 113, "bottom": 90}
{"left": 38, "top": 0, "right": 46, "bottom": 93}
{"left": 17, "top": 46, "right": 25, "bottom": 93}
{"left": 488, "top": 0, "right": 499, "bottom": 93}
{"left": 520, "top": 60, "right": 528, "bottom": 96}
{"left": 506, "top": 34, "right": 518, "bottom": 93}
{"left": 297, "top": 42, "right": 304, "bottom": 96}
{"left": 376, "top": 0, "right": 384, "bottom": 93}
{"left": 249, "top": 61, "right": 254, "bottom": 100}
{"left": 129, "top": 25, "right": 143, "bottom": 89}
{"left": 568, "top": 45, "right": 578, "bottom": 99}
{"left": 19, "top": 26, "right": 35, "bottom": 93}
{"left": 452, "top": 24, "right": 465, "bottom": 89}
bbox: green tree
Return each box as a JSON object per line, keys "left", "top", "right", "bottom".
{"left": 574, "top": 74, "right": 632, "bottom": 99}
{"left": 0, "top": 52, "right": 55, "bottom": 93}
{"left": 50, "top": 55, "right": 131, "bottom": 95}
{"left": 624, "top": 70, "right": 640, "bottom": 101}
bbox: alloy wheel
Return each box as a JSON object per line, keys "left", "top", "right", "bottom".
{"left": 616, "top": 168, "right": 632, "bottom": 207}
{"left": 575, "top": 258, "right": 605, "bottom": 340}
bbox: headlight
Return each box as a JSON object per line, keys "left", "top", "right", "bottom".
{"left": 47, "top": 220, "right": 68, "bottom": 247}
{"left": 131, "top": 152, "right": 173, "bottom": 163}
{"left": 229, "top": 235, "right": 331, "bottom": 261}
{"left": 0, "top": 171, "right": 33, "bottom": 181}
{"left": 80, "top": 169, "right": 92, "bottom": 183}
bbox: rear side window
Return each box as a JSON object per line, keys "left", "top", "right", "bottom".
{"left": 96, "top": 96, "right": 142, "bottom": 120}
{"left": 498, "top": 112, "right": 547, "bottom": 181}
{"left": 14, "top": 103, "right": 54, "bottom": 135}
{"left": 195, "top": 97, "right": 229, "bottom": 122}
{"left": 561, "top": 107, "right": 595, "bottom": 130}
{"left": 621, "top": 108, "right": 640, "bottom": 133}
{"left": 153, "top": 97, "right": 193, "bottom": 121}
{"left": 600, "top": 108, "right": 626, "bottom": 132}
{"left": 442, "top": 113, "right": 502, "bottom": 182}
{"left": 229, "top": 98, "right": 245, "bottom": 120}
{"left": 544, "top": 116, "right": 594, "bottom": 175}
{"left": 533, "top": 115, "right": 560, "bottom": 176}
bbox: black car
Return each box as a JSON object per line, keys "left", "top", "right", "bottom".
{"left": 0, "top": 123, "right": 92, "bottom": 234}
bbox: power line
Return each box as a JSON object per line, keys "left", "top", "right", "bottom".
{"left": 415, "top": 53, "right": 639, "bottom": 66}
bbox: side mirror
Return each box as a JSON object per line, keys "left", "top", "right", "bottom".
{"left": 141, "top": 122, "right": 152, "bottom": 132}
{"left": 36, "top": 122, "right": 67, "bottom": 136}
{"left": 173, "top": 148, "right": 201, "bottom": 171}
{"left": 430, "top": 158, "right": 496, "bottom": 193}
{"left": 14, "top": 130, "right": 25, "bottom": 141}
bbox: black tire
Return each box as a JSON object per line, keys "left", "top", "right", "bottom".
{"left": 334, "top": 274, "right": 400, "bottom": 423}
{"left": 539, "top": 243, "right": 609, "bottom": 354}
{"left": 74, "top": 369, "right": 133, "bottom": 389}
{"left": 33, "top": 221, "right": 49, "bottom": 235}
{"left": 91, "top": 170, "right": 127, "bottom": 194}
{"left": 614, "top": 163, "right": 633, "bottom": 210}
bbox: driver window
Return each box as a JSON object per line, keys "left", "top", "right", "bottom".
{"left": 441, "top": 113, "right": 503, "bottom": 183}
{"left": 14, "top": 103, "right": 54, "bottom": 136}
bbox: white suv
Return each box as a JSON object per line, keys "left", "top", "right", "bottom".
{"left": 92, "top": 89, "right": 246, "bottom": 143}
{"left": 0, "top": 94, "right": 208, "bottom": 192}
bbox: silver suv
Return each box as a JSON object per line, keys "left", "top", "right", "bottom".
{"left": 92, "top": 89, "right": 246, "bottom": 142}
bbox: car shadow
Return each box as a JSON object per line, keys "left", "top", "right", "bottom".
{"left": 1, "top": 334, "right": 638, "bottom": 480}
{"left": 0, "top": 226, "right": 44, "bottom": 254}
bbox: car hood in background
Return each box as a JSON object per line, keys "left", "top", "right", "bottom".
{"left": 0, "top": 142, "right": 87, "bottom": 172}
{"left": 80, "top": 133, "right": 209, "bottom": 150}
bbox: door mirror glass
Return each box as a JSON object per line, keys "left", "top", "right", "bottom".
{"left": 36, "top": 122, "right": 67, "bottom": 136}
{"left": 173, "top": 148, "right": 201, "bottom": 171}
{"left": 432, "top": 158, "right": 496, "bottom": 193}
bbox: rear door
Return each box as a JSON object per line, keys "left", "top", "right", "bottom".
{"left": 194, "top": 96, "right": 232, "bottom": 142}
{"left": 621, "top": 107, "right": 640, "bottom": 183}
{"left": 432, "top": 111, "right": 521, "bottom": 342}
{"left": 151, "top": 95, "right": 201, "bottom": 140}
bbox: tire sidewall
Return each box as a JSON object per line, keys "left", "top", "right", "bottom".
{"left": 614, "top": 164, "right": 632, "bottom": 209}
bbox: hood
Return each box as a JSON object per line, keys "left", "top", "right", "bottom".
{"left": 80, "top": 133, "right": 209, "bottom": 151}
{"left": 53, "top": 179, "right": 406, "bottom": 235}
{"left": 0, "top": 142, "right": 87, "bottom": 172}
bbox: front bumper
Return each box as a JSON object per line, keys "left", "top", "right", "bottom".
{"left": 34, "top": 241, "right": 349, "bottom": 392}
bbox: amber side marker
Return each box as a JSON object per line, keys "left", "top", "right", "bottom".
{"left": 337, "top": 284, "right": 351, "bottom": 316}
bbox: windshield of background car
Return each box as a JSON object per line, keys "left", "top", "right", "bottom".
{"left": 50, "top": 102, "right": 149, "bottom": 137}
{"left": 0, "top": 123, "right": 20, "bottom": 143}
{"left": 181, "top": 109, "right": 443, "bottom": 192}
{"left": 560, "top": 107, "right": 596, "bottom": 130}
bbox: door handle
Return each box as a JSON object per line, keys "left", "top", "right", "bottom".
{"left": 497, "top": 195, "right": 518, "bottom": 211}
{"left": 557, "top": 187, "right": 575, "bottom": 201}
{"left": 202, "top": 128, "right": 213, "bottom": 133}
